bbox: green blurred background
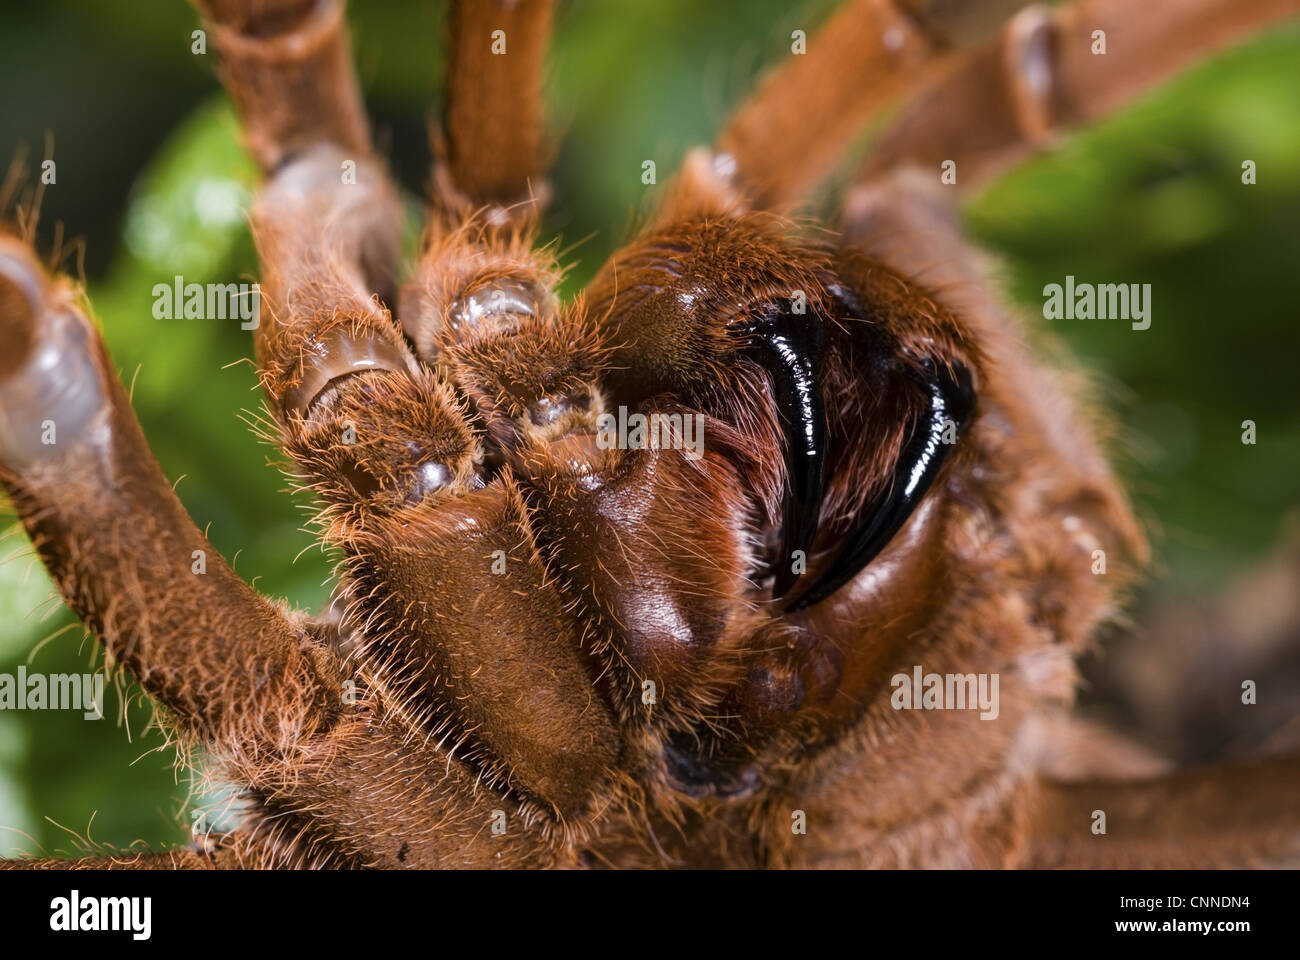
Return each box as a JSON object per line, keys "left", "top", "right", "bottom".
{"left": 1, "top": 0, "right": 1297, "bottom": 857}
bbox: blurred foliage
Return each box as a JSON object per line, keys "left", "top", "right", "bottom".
{"left": 0, "top": 0, "right": 1297, "bottom": 856}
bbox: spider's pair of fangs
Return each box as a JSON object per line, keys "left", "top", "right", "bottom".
{"left": 736, "top": 300, "right": 976, "bottom": 610}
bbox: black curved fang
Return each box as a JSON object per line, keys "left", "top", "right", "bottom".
{"left": 737, "top": 302, "right": 826, "bottom": 601}
{"left": 789, "top": 359, "right": 975, "bottom": 612}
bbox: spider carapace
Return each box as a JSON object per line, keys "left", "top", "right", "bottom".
{"left": 2, "top": 0, "right": 1299, "bottom": 869}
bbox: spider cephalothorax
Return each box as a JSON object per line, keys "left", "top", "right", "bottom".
{"left": 2, "top": 0, "right": 1299, "bottom": 870}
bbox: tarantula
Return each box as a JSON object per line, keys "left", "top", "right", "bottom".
{"left": 2, "top": 0, "right": 1298, "bottom": 869}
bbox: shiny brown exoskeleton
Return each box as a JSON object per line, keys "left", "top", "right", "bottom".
{"left": 2, "top": 0, "right": 1299, "bottom": 869}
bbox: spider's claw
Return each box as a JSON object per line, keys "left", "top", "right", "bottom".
{"left": 736, "top": 301, "right": 826, "bottom": 601}
{"left": 792, "top": 358, "right": 975, "bottom": 611}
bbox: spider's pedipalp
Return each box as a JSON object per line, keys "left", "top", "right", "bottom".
{"left": 339, "top": 475, "right": 625, "bottom": 826}
{"left": 397, "top": 219, "right": 562, "bottom": 366}
{"left": 519, "top": 433, "right": 760, "bottom": 734}
{"left": 190, "top": 0, "right": 625, "bottom": 852}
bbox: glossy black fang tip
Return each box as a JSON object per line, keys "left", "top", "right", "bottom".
{"left": 789, "top": 358, "right": 975, "bottom": 612}
{"left": 734, "top": 301, "right": 826, "bottom": 601}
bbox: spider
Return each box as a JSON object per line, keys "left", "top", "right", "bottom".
{"left": 1, "top": 0, "right": 1298, "bottom": 869}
